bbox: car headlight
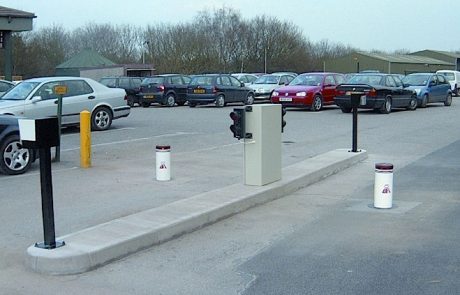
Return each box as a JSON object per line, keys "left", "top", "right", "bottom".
{"left": 272, "top": 91, "right": 279, "bottom": 96}
{"left": 296, "top": 91, "right": 307, "bottom": 97}
{"left": 414, "top": 89, "right": 421, "bottom": 95}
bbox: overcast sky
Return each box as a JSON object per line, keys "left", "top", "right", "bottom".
{"left": 4, "top": 0, "right": 460, "bottom": 52}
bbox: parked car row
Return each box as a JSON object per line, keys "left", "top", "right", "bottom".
{"left": 99, "top": 70, "right": 453, "bottom": 112}
{"left": 270, "top": 71, "right": 452, "bottom": 114}
{"left": 99, "top": 73, "right": 297, "bottom": 108}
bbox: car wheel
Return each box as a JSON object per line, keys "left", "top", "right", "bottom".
{"left": 245, "top": 93, "right": 254, "bottom": 105}
{"left": 141, "top": 102, "right": 150, "bottom": 108}
{"left": 341, "top": 107, "right": 352, "bottom": 113}
{"left": 215, "top": 95, "right": 225, "bottom": 108}
{"left": 0, "top": 134, "right": 32, "bottom": 175}
{"left": 311, "top": 95, "right": 322, "bottom": 112}
{"left": 407, "top": 96, "right": 417, "bottom": 111}
{"left": 380, "top": 97, "right": 392, "bottom": 114}
{"left": 189, "top": 102, "right": 196, "bottom": 108}
{"left": 91, "top": 106, "right": 113, "bottom": 131}
{"left": 165, "top": 94, "right": 176, "bottom": 107}
{"left": 127, "top": 95, "right": 135, "bottom": 107}
{"left": 444, "top": 93, "right": 452, "bottom": 106}
{"left": 420, "top": 94, "right": 428, "bottom": 108}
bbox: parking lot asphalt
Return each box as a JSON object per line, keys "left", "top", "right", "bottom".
{"left": 26, "top": 148, "right": 367, "bottom": 275}
{"left": 240, "top": 140, "right": 460, "bottom": 295}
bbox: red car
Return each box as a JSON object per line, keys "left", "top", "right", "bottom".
{"left": 271, "top": 72, "right": 345, "bottom": 111}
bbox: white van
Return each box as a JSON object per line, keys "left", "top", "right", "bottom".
{"left": 437, "top": 70, "right": 460, "bottom": 96}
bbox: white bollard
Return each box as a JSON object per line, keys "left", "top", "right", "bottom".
{"left": 374, "top": 163, "right": 393, "bottom": 209}
{"left": 156, "top": 145, "right": 171, "bottom": 181}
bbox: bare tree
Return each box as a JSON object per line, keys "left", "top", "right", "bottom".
{"left": 3, "top": 7, "right": 361, "bottom": 78}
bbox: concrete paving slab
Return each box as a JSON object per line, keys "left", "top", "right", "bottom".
{"left": 26, "top": 149, "right": 367, "bottom": 275}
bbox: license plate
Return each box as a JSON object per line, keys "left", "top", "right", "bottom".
{"left": 144, "top": 95, "right": 154, "bottom": 99}
{"left": 194, "top": 89, "right": 205, "bottom": 94}
{"left": 279, "top": 97, "right": 292, "bottom": 102}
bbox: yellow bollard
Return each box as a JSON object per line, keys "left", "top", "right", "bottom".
{"left": 80, "top": 110, "right": 91, "bottom": 168}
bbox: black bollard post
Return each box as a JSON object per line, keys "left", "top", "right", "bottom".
{"left": 35, "top": 147, "right": 65, "bottom": 249}
{"left": 352, "top": 105, "right": 358, "bottom": 152}
{"left": 350, "top": 93, "right": 361, "bottom": 153}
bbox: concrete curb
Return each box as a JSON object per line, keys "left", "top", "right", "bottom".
{"left": 26, "top": 149, "right": 367, "bottom": 275}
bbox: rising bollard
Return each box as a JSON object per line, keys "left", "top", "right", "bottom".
{"left": 18, "top": 117, "right": 65, "bottom": 249}
{"left": 156, "top": 145, "right": 171, "bottom": 181}
{"left": 374, "top": 163, "right": 394, "bottom": 209}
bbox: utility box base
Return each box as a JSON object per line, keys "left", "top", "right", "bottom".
{"left": 244, "top": 104, "right": 281, "bottom": 186}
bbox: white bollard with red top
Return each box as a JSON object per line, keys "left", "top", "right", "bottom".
{"left": 374, "top": 163, "right": 393, "bottom": 209}
{"left": 156, "top": 145, "right": 171, "bottom": 181}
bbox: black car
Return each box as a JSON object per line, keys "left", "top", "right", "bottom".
{"left": 138, "top": 74, "right": 191, "bottom": 107}
{"left": 99, "top": 76, "right": 143, "bottom": 107}
{"left": 334, "top": 73, "right": 417, "bottom": 114}
{"left": 186, "top": 74, "right": 255, "bottom": 108}
{"left": 0, "top": 115, "right": 35, "bottom": 175}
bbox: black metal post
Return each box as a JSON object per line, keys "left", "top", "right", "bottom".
{"left": 352, "top": 106, "right": 358, "bottom": 152}
{"left": 3, "top": 31, "right": 12, "bottom": 81}
{"left": 35, "top": 148, "right": 64, "bottom": 249}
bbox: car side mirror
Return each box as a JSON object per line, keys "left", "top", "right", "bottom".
{"left": 31, "top": 96, "right": 42, "bottom": 103}
{"left": 429, "top": 81, "right": 436, "bottom": 86}
{"left": 241, "top": 82, "right": 245, "bottom": 87}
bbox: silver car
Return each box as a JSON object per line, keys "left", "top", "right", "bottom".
{"left": 0, "top": 77, "right": 130, "bottom": 131}
{"left": 248, "top": 74, "right": 296, "bottom": 100}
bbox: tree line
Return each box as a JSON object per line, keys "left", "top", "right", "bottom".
{"left": 2, "top": 7, "right": 373, "bottom": 79}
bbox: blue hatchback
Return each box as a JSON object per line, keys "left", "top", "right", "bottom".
{"left": 402, "top": 73, "right": 452, "bottom": 107}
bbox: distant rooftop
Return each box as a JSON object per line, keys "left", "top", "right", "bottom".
{"left": 56, "top": 49, "right": 116, "bottom": 69}
{"left": 410, "top": 50, "right": 460, "bottom": 59}
{"left": 358, "top": 51, "right": 454, "bottom": 65}
{"left": 0, "top": 6, "right": 35, "bottom": 18}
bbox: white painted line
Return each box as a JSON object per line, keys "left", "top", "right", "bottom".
{"left": 61, "top": 132, "right": 199, "bottom": 152}
{"left": 176, "top": 142, "right": 242, "bottom": 155}
{"left": 62, "top": 127, "right": 136, "bottom": 137}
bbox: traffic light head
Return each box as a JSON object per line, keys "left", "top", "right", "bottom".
{"left": 281, "top": 107, "right": 287, "bottom": 133}
{"left": 229, "top": 108, "right": 245, "bottom": 140}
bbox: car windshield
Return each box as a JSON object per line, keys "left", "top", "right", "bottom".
{"left": 348, "top": 75, "right": 384, "bottom": 86}
{"left": 142, "top": 77, "right": 164, "bottom": 84}
{"left": 402, "top": 74, "right": 430, "bottom": 86}
{"left": 0, "top": 81, "right": 40, "bottom": 100}
{"left": 190, "top": 76, "right": 214, "bottom": 86}
{"left": 290, "top": 75, "right": 322, "bottom": 86}
{"left": 254, "top": 75, "right": 279, "bottom": 84}
{"left": 99, "top": 78, "right": 116, "bottom": 87}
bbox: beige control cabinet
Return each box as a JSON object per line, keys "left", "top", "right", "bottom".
{"left": 244, "top": 104, "right": 282, "bottom": 186}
